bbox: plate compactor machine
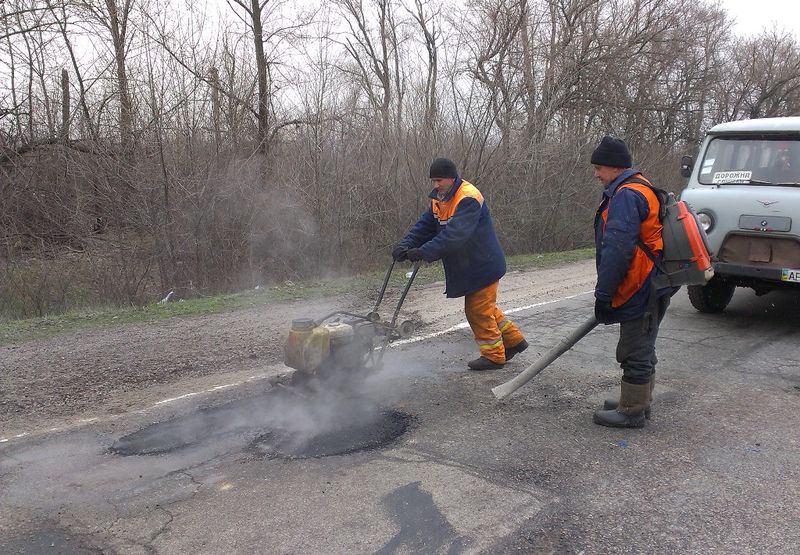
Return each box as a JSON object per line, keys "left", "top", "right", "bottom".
{"left": 283, "top": 261, "right": 420, "bottom": 379}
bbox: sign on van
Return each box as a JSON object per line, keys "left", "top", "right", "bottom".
{"left": 712, "top": 170, "right": 752, "bottom": 184}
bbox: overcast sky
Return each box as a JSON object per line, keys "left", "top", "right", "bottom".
{"left": 722, "top": 0, "right": 800, "bottom": 37}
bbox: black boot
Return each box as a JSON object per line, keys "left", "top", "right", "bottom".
{"left": 467, "top": 356, "right": 504, "bottom": 371}
{"left": 593, "top": 381, "right": 650, "bottom": 428}
{"left": 603, "top": 376, "right": 655, "bottom": 418}
{"left": 505, "top": 339, "right": 529, "bottom": 361}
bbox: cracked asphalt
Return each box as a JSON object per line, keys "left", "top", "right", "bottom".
{"left": 1, "top": 262, "right": 799, "bottom": 554}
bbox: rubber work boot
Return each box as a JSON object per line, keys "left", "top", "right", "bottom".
{"left": 504, "top": 339, "right": 529, "bottom": 361}
{"left": 593, "top": 381, "right": 650, "bottom": 428}
{"left": 603, "top": 376, "right": 655, "bottom": 419}
{"left": 468, "top": 357, "right": 504, "bottom": 371}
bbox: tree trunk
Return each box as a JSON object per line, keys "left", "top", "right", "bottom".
{"left": 250, "top": 0, "right": 270, "bottom": 156}
{"left": 105, "top": 0, "right": 134, "bottom": 154}
{"left": 61, "top": 68, "right": 70, "bottom": 140}
{"left": 210, "top": 67, "right": 222, "bottom": 150}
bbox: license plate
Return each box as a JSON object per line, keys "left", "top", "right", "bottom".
{"left": 781, "top": 269, "right": 800, "bottom": 282}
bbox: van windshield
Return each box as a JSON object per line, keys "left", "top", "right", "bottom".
{"left": 698, "top": 135, "right": 800, "bottom": 185}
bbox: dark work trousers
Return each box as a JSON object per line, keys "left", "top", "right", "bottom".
{"left": 616, "top": 293, "right": 672, "bottom": 384}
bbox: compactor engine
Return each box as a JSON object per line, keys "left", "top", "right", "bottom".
{"left": 284, "top": 317, "right": 380, "bottom": 373}
{"left": 282, "top": 261, "right": 420, "bottom": 376}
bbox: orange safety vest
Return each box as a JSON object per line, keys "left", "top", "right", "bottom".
{"left": 600, "top": 178, "right": 663, "bottom": 308}
{"left": 431, "top": 180, "right": 484, "bottom": 222}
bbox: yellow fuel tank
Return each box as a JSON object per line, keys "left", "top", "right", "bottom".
{"left": 284, "top": 318, "right": 330, "bottom": 371}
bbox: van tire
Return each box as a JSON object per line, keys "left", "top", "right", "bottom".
{"left": 687, "top": 280, "right": 735, "bottom": 313}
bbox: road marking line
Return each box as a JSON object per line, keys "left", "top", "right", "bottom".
{"left": 155, "top": 391, "right": 202, "bottom": 405}
{"left": 0, "top": 290, "right": 593, "bottom": 444}
{"left": 0, "top": 373, "right": 275, "bottom": 444}
{"left": 155, "top": 382, "right": 239, "bottom": 405}
{"left": 1, "top": 432, "right": 29, "bottom": 442}
{"left": 391, "top": 290, "right": 592, "bottom": 347}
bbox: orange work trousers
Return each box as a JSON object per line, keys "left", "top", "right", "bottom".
{"left": 464, "top": 280, "right": 525, "bottom": 364}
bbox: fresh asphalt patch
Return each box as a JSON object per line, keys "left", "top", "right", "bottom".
{"left": 109, "top": 384, "right": 414, "bottom": 460}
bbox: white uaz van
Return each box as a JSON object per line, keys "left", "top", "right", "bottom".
{"left": 679, "top": 117, "right": 800, "bottom": 312}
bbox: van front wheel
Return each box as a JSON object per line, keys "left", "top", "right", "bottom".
{"left": 687, "top": 280, "right": 735, "bottom": 313}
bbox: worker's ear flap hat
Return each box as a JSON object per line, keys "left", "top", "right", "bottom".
{"left": 591, "top": 136, "right": 632, "bottom": 168}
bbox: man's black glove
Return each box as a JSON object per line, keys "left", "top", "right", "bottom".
{"left": 391, "top": 245, "right": 409, "bottom": 261}
{"left": 406, "top": 248, "right": 424, "bottom": 262}
{"left": 594, "top": 299, "right": 614, "bottom": 324}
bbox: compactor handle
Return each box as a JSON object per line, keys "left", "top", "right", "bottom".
{"left": 372, "top": 260, "right": 396, "bottom": 314}
{"left": 389, "top": 261, "right": 420, "bottom": 330}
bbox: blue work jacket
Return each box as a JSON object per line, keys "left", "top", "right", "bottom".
{"left": 400, "top": 177, "right": 506, "bottom": 298}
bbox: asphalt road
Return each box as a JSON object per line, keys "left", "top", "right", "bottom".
{"left": 2, "top": 287, "right": 799, "bottom": 554}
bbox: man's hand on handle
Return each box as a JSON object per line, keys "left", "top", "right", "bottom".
{"left": 391, "top": 245, "right": 409, "bottom": 262}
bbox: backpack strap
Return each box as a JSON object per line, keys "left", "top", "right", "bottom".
{"left": 618, "top": 176, "right": 668, "bottom": 219}
{"left": 615, "top": 176, "right": 667, "bottom": 275}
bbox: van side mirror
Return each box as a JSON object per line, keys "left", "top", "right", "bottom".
{"left": 680, "top": 155, "right": 694, "bottom": 178}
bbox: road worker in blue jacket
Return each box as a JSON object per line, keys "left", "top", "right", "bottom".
{"left": 392, "top": 158, "right": 528, "bottom": 371}
{"left": 591, "top": 136, "right": 675, "bottom": 428}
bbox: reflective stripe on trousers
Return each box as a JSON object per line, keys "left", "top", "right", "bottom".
{"left": 464, "top": 281, "right": 525, "bottom": 363}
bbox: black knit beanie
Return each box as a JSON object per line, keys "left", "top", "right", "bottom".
{"left": 591, "top": 136, "right": 632, "bottom": 168}
{"left": 429, "top": 157, "right": 458, "bottom": 179}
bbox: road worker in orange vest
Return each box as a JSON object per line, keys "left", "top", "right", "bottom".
{"left": 392, "top": 158, "right": 528, "bottom": 371}
{"left": 591, "top": 136, "right": 676, "bottom": 428}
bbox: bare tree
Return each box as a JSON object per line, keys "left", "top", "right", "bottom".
{"left": 227, "top": 0, "right": 272, "bottom": 155}
{"left": 407, "top": 0, "right": 440, "bottom": 134}
{"left": 46, "top": 0, "right": 101, "bottom": 142}
{"left": 334, "top": 0, "right": 404, "bottom": 130}
{"left": 76, "top": 0, "right": 136, "bottom": 152}
{"left": 463, "top": 0, "right": 525, "bottom": 152}
{"left": 741, "top": 31, "right": 800, "bottom": 119}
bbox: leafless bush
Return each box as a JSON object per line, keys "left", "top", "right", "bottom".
{"left": 0, "top": 258, "right": 78, "bottom": 318}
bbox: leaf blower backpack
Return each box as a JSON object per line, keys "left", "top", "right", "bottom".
{"left": 621, "top": 176, "right": 714, "bottom": 288}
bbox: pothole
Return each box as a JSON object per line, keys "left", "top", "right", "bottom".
{"left": 249, "top": 409, "right": 413, "bottom": 459}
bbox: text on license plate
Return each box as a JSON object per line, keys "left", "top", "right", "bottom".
{"left": 781, "top": 269, "right": 800, "bottom": 282}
